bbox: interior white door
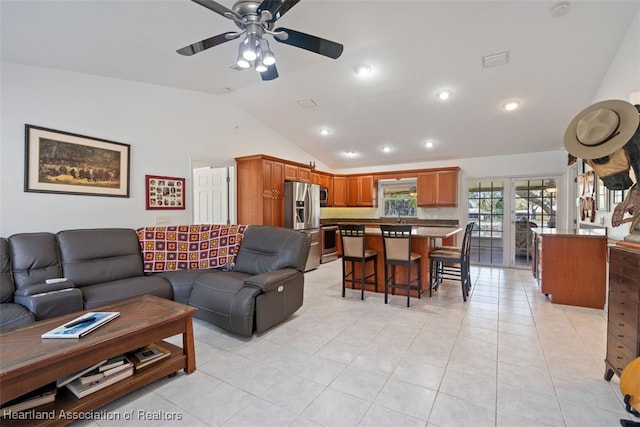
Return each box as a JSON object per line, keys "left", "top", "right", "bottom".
{"left": 193, "top": 166, "right": 229, "bottom": 224}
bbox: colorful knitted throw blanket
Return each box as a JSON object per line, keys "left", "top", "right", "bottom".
{"left": 136, "top": 224, "right": 248, "bottom": 272}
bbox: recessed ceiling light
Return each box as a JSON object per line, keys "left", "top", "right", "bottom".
{"left": 437, "top": 90, "right": 452, "bottom": 100}
{"left": 320, "top": 128, "right": 330, "bottom": 136}
{"left": 382, "top": 146, "right": 391, "bottom": 153}
{"left": 354, "top": 64, "right": 372, "bottom": 76}
{"left": 345, "top": 151, "right": 357, "bottom": 156}
{"left": 503, "top": 101, "right": 520, "bottom": 111}
{"left": 425, "top": 140, "right": 435, "bottom": 149}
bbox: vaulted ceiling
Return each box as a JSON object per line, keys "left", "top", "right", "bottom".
{"left": 2, "top": 0, "right": 638, "bottom": 169}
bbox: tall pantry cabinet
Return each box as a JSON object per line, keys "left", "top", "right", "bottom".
{"left": 235, "top": 155, "right": 286, "bottom": 227}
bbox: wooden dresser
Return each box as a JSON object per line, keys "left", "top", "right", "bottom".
{"left": 605, "top": 245, "right": 640, "bottom": 380}
{"left": 532, "top": 228, "right": 607, "bottom": 309}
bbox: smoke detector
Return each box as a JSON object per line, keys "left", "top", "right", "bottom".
{"left": 551, "top": 2, "right": 570, "bottom": 18}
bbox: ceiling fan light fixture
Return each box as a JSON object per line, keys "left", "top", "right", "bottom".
{"left": 261, "top": 40, "right": 276, "bottom": 66}
{"left": 241, "top": 34, "right": 259, "bottom": 61}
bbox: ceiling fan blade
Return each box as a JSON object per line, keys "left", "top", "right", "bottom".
{"left": 258, "top": 0, "right": 301, "bottom": 23}
{"left": 260, "top": 64, "right": 279, "bottom": 81}
{"left": 273, "top": 27, "right": 343, "bottom": 59}
{"left": 191, "top": 0, "right": 242, "bottom": 21}
{"left": 177, "top": 32, "right": 237, "bottom": 56}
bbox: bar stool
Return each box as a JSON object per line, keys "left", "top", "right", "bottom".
{"left": 338, "top": 224, "right": 378, "bottom": 300}
{"left": 380, "top": 224, "right": 421, "bottom": 307}
{"left": 429, "top": 222, "right": 475, "bottom": 301}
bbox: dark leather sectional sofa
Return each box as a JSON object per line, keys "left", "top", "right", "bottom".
{"left": 0, "top": 225, "right": 310, "bottom": 337}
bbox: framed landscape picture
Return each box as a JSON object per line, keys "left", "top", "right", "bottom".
{"left": 145, "top": 175, "right": 185, "bottom": 210}
{"left": 25, "top": 125, "right": 130, "bottom": 197}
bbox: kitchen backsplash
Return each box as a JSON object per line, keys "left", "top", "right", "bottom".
{"left": 320, "top": 206, "right": 462, "bottom": 220}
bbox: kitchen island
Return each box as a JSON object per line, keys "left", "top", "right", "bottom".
{"left": 338, "top": 225, "right": 463, "bottom": 296}
{"left": 532, "top": 228, "right": 607, "bottom": 308}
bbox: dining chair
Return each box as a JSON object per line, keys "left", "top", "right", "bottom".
{"left": 338, "top": 224, "right": 377, "bottom": 300}
{"left": 429, "top": 222, "right": 475, "bottom": 301}
{"left": 380, "top": 224, "right": 422, "bottom": 307}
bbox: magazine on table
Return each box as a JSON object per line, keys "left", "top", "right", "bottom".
{"left": 41, "top": 312, "right": 120, "bottom": 339}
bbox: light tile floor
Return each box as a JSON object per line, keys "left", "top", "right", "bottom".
{"left": 74, "top": 261, "right": 636, "bottom": 426}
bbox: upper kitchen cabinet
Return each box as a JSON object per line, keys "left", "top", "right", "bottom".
{"left": 333, "top": 176, "right": 347, "bottom": 207}
{"left": 284, "top": 164, "right": 311, "bottom": 182}
{"left": 346, "top": 175, "right": 375, "bottom": 207}
{"left": 417, "top": 168, "right": 459, "bottom": 207}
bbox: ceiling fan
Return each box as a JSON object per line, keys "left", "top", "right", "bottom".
{"left": 177, "top": 0, "right": 344, "bottom": 81}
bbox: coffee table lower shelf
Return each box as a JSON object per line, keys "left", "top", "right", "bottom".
{"left": 2, "top": 341, "right": 185, "bottom": 427}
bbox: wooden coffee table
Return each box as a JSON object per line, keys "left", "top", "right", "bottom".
{"left": 0, "top": 294, "right": 197, "bottom": 426}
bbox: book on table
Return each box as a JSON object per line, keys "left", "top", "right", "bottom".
{"left": 0, "top": 382, "right": 57, "bottom": 415}
{"left": 41, "top": 312, "right": 120, "bottom": 339}
{"left": 65, "top": 360, "right": 134, "bottom": 399}
{"left": 126, "top": 343, "right": 171, "bottom": 370}
{"left": 79, "top": 357, "right": 133, "bottom": 385}
{"left": 56, "top": 359, "right": 108, "bottom": 387}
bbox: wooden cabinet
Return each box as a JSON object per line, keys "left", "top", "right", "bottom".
{"left": 318, "top": 173, "right": 333, "bottom": 206}
{"left": 605, "top": 246, "right": 640, "bottom": 380}
{"left": 346, "top": 175, "right": 375, "bottom": 207}
{"left": 417, "top": 168, "right": 459, "bottom": 207}
{"left": 532, "top": 230, "right": 607, "bottom": 308}
{"left": 284, "top": 164, "right": 311, "bottom": 182}
{"left": 333, "top": 176, "right": 347, "bottom": 207}
{"left": 236, "top": 155, "right": 285, "bottom": 226}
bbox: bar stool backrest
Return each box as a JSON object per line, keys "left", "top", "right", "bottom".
{"left": 380, "top": 225, "right": 413, "bottom": 262}
{"left": 339, "top": 224, "right": 366, "bottom": 259}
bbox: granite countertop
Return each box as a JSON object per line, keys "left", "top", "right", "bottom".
{"left": 361, "top": 226, "right": 463, "bottom": 238}
{"left": 533, "top": 228, "right": 607, "bottom": 237}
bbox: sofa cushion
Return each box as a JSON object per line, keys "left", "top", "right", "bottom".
{"left": 81, "top": 276, "right": 173, "bottom": 309}
{"left": 0, "top": 303, "right": 35, "bottom": 331}
{"left": 234, "top": 226, "right": 310, "bottom": 275}
{"left": 8, "top": 233, "right": 62, "bottom": 290}
{"left": 57, "top": 228, "right": 144, "bottom": 286}
{"left": 154, "top": 269, "right": 205, "bottom": 304}
{"left": 188, "top": 270, "right": 259, "bottom": 337}
{"left": 1, "top": 238, "right": 14, "bottom": 303}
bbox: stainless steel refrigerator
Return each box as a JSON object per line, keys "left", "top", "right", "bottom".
{"left": 284, "top": 181, "right": 320, "bottom": 271}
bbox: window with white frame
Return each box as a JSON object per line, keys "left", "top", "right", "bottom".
{"left": 379, "top": 179, "right": 418, "bottom": 218}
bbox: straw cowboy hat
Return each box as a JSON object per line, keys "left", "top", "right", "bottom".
{"left": 564, "top": 99, "right": 640, "bottom": 159}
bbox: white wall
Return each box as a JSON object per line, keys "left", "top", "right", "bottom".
{"left": 582, "top": 8, "right": 640, "bottom": 241}
{"left": 0, "top": 62, "right": 317, "bottom": 235}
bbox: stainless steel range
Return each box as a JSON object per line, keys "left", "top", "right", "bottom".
{"left": 320, "top": 224, "right": 338, "bottom": 263}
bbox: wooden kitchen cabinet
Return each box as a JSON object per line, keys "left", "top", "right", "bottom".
{"left": 284, "top": 164, "right": 311, "bottom": 182}
{"left": 333, "top": 176, "right": 347, "bottom": 207}
{"left": 532, "top": 229, "right": 607, "bottom": 309}
{"left": 236, "top": 155, "right": 285, "bottom": 226}
{"left": 605, "top": 245, "right": 640, "bottom": 380}
{"left": 417, "top": 168, "right": 459, "bottom": 207}
{"left": 346, "top": 175, "right": 375, "bottom": 207}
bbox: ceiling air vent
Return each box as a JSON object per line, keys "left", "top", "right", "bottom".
{"left": 482, "top": 51, "right": 510, "bottom": 69}
{"left": 297, "top": 98, "right": 317, "bottom": 109}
